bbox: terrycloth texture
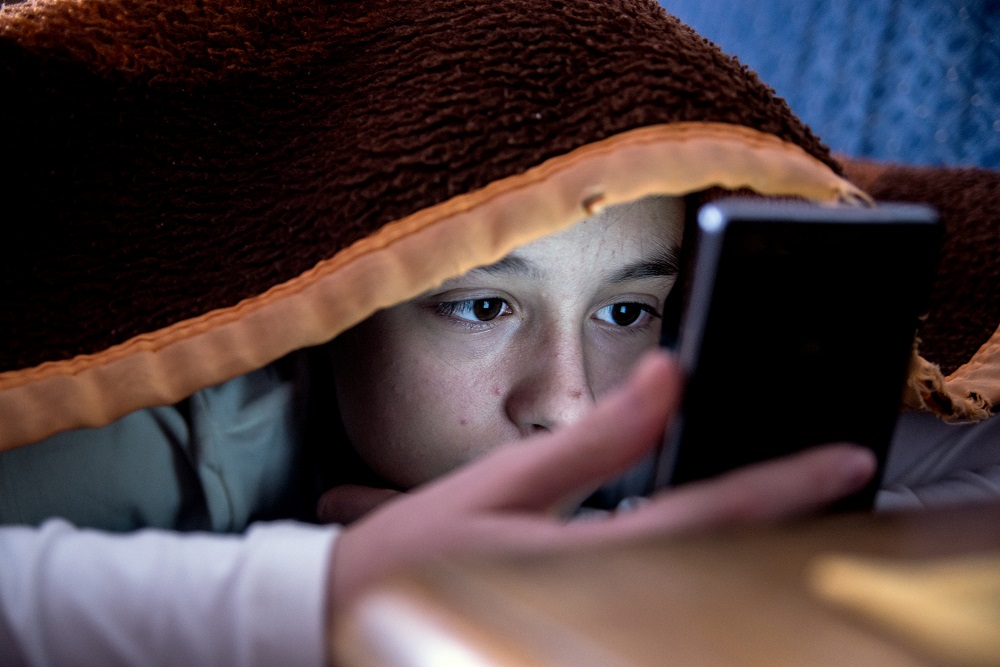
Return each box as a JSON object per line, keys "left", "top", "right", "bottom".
{"left": 843, "top": 159, "right": 1000, "bottom": 420}
{"left": 0, "top": 0, "right": 866, "bottom": 450}
{"left": 0, "top": 0, "right": 833, "bottom": 373}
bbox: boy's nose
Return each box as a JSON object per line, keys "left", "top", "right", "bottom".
{"left": 505, "top": 332, "right": 595, "bottom": 436}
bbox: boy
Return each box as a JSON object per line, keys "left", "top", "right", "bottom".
{"left": 1, "top": 0, "right": 992, "bottom": 663}
{"left": 0, "top": 194, "right": 879, "bottom": 666}
{"left": 324, "top": 196, "right": 683, "bottom": 510}
{"left": 0, "top": 195, "right": 684, "bottom": 527}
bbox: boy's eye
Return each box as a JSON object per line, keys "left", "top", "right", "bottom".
{"left": 440, "top": 298, "right": 512, "bottom": 322}
{"left": 594, "top": 303, "right": 659, "bottom": 327}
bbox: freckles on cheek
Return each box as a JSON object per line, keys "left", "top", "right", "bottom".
{"left": 408, "top": 358, "right": 478, "bottom": 422}
{"left": 408, "top": 354, "right": 510, "bottom": 443}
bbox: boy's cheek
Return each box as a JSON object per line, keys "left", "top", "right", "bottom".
{"left": 354, "top": 364, "right": 520, "bottom": 488}
{"left": 408, "top": 388, "right": 520, "bottom": 483}
{"left": 587, "top": 337, "right": 660, "bottom": 399}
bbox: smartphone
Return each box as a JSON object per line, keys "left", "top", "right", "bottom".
{"left": 651, "top": 199, "right": 941, "bottom": 511}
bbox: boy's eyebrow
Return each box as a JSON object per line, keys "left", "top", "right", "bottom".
{"left": 467, "top": 254, "right": 543, "bottom": 280}
{"left": 466, "top": 244, "right": 680, "bottom": 282}
{"left": 607, "top": 245, "right": 680, "bottom": 284}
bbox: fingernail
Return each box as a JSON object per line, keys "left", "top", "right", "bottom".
{"left": 841, "top": 447, "right": 877, "bottom": 489}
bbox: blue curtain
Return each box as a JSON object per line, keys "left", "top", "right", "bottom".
{"left": 663, "top": 0, "right": 1000, "bottom": 167}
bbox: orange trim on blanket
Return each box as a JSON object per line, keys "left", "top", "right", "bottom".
{"left": 944, "top": 324, "right": 1000, "bottom": 419}
{"left": 0, "top": 122, "right": 865, "bottom": 451}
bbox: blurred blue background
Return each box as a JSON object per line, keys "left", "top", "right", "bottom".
{"left": 662, "top": 1, "right": 1000, "bottom": 167}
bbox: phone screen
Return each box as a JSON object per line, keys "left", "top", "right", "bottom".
{"left": 652, "top": 199, "right": 940, "bottom": 510}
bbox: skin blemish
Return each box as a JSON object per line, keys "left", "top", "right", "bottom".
{"left": 331, "top": 195, "right": 684, "bottom": 488}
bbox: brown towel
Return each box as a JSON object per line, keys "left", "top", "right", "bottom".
{"left": 843, "top": 159, "right": 1000, "bottom": 421}
{"left": 0, "top": 0, "right": 865, "bottom": 451}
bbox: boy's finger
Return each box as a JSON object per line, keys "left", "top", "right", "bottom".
{"left": 587, "top": 443, "right": 878, "bottom": 540}
{"left": 317, "top": 485, "right": 402, "bottom": 525}
{"left": 445, "top": 350, "right": 681, "bottom": 510}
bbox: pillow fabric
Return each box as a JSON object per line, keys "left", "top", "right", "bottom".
{"left": 0, "top": 0, "right": 989, "bottom": 452}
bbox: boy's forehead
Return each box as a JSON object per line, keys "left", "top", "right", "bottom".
{"left": 443, "top": 195, "right": 683, "bottom": 284}
{"left": 588, "top": 195, "right": 685, "bottom": 244}
{"left": 527, "top": 195, "right": 684, "bottom": 253}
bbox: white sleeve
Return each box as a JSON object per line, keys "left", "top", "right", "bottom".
{"left": 0, "top": 519, "right": 339, "bottom": 667}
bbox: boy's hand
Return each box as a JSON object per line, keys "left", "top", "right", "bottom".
{"left": 327, "top": 351, "right": 876, "bottom": 624}
{"left": 317, "top": 485, "right": 401, "bottom": 525}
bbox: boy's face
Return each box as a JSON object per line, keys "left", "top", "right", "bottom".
{"left": 331, "top": 196, "right": 684, "bottom": 489}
